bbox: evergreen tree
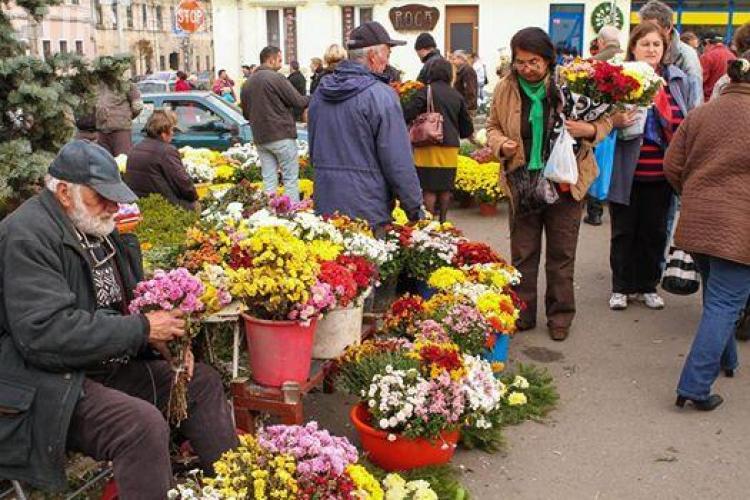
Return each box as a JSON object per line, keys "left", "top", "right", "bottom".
{"left": 0, "top": 0, "right": 131, "bottom": 216}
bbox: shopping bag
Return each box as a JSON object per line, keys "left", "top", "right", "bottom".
{"left": 543, "top": 128, "right": 578, "bottom": 185}
{"left": 588, "top": 130, "right": 617, "bottom": 200}
{"left": 661, "top": 212, "right": 700, "bottom": 295}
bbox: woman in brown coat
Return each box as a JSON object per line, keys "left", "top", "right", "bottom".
{"left": 486, "top": 27, "right": 612, "bottom": 341}
{"left": 665, "top": 53, "right": 750, "bottom": 411}
{"left": 124, "top": 110, "right": 198, "bottom": 210}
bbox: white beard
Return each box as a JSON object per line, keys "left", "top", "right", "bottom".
{"left": 68, "top": 188, "right": 116, "bottom": 237}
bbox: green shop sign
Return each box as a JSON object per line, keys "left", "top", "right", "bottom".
{"left": 591, "top": 2, "right": 625, "bottom": 32}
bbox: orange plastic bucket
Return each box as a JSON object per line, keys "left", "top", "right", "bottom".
{"left": 242, "top": 314, "right": 318, "bottom": 387}
{"left": 349, "top": 403, "right": 459, "bottom": 471}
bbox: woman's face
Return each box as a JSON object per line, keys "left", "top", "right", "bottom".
{"left": 513, "top": 48, "right": 550, "bottom": 83}
{"left": 633, "top": 32, "right": 665, "bottom": 68}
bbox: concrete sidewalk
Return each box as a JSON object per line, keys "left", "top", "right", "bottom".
{"left": 309, "top": 203, "right": 750, "bottom": 500}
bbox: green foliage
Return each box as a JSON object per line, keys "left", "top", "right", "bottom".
{"left": 363, "top": 461, "right": 471, "bottom": 500}
{"left": 499, "top": 363, "right": 559, "bottom": 426}
{"left": 0, "top": 139, "right": 53, "bottom": 217}
{"left": 334, "top": 350, "right": 419, "bottom": 397}
{"left": 0, "top": 0, "right": 133, "bottom": 215}
{"left": 133, "top": 194, "right": 199, "bottom": 272}
{"left": 461, "top": 363, "right": 559, "bottom": 453}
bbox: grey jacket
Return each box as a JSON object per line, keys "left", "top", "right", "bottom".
{"left": 246, "top": 65, "right": 309, "bottom": 145}
{"left": 0, "top": 191, "right": 148, "bottom": 491}
{"left": 609, "top": 64, "right": 696, "bottom": 205}
{"left": 666, "top": 31, "right": 704, "bottom": 108}
{"left": 96, "top": 82, "right": 143, "bottom": 133}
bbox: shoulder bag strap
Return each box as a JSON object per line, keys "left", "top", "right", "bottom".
{"left": 427, "top": 84, "right": 434, "bottom": 114}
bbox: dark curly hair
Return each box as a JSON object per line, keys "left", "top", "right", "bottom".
{"left": 727, "top": 50, "right": 750, "bottom": 83}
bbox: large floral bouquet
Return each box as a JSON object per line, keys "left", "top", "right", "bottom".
{"left": 620, "top": 61, "right": 664, "bottom": 107}
{"left": 168, "top": 423, "right": 442, "bottom": 499}
{"left": 390, "top": 80, "right": 425, "bottom": 105}
{"left": 560, "top": 58, "right": 640, "bottom": 121}
{"left": 129, "top": 268, "right": 204, "bottom": 424}
{"left": 455, "top": 156, "right": 504, "bottom": 203}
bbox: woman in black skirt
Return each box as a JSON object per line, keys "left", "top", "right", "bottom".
{"left": 403, "top": 58, "right": 474, "bottom": 222}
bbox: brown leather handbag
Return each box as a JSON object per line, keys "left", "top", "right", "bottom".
{"left": 409, "top": 85, "right": 444, "bottom": 147}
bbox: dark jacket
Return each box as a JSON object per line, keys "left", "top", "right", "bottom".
{"left": 0, "top": 191, "right": 148, "bottom": 491}
{"left": 240, "top": 79, "right": 252, "bottom": 120}
{"left": 247, "top": 65, "right": 309, "bottom": 144}
{"left": 310, "top": 67, "right": 328, "bottom": 94}
{"left": 124, "top": 137, "right": 198, "bottom": 210}
{"left": 454, "top": 63, "right": 478, "bottom": 111}
{"left": 309, "top": 60, "right": 423, "bottom": 228}
{"left": 417, "top": 49, "right": 442, "bottom": 83}
{"left": 609, "top": 64, "right": 696, "bottom": 205}
{"left": 403, "top": 80, "right": 474, "bottom": 148}
{"left": 288, "top": 70, "right": 307, "bottom": 96}
{"left": 664, "top": 83, "right": 750, "bottom": 265}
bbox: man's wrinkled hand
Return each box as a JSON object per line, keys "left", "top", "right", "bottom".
{"left": 146, "top": 309, "right": 185, "bottom": 343}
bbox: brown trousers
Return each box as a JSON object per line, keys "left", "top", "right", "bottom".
{"left": 67, "top": 361, "right": 238, "bottom": 500}
{"left": 97, "top": 130, "right": 133, "bottom": 156}
{"left": 510, "top": 195, "right": 584, "bottom": 329}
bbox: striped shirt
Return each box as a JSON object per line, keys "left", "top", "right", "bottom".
{"left": 635, "top": 86, "right": 684, "bottom": 182}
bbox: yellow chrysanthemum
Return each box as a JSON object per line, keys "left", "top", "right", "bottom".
{"left": 427, "top": 267, "right": 467, "bottom": 289}
{"left": 508, "top": 391, "right": 528, "bottom": 406}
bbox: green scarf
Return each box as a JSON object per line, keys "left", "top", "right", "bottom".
{"left": 518, "top": 77, "right": 547, "bottom": 171}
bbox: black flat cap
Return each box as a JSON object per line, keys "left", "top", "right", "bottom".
{"left": 48, "top": 140, "right": 137, "bottom": 204}
{"left": 347, "top": 21, "right": 406, "bottom": 50}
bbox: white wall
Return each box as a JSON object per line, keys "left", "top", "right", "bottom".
{"left": 213, "top": 0, "right": 632, "bottom": 87}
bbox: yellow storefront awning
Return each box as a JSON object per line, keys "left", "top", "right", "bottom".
{"left": 631, "top": 11, "right": 746, "bottom": 25}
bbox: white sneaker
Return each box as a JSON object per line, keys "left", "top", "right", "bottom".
{"left": 641, "top": 293, "right": 665, "bottom": 310}
{"left": 609, "top": 293, "right": 628, "bottom": 310}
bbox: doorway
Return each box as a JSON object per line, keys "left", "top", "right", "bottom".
{"left": 549, "top": 4, "right": 585, "bottom": 57}
{"left": 445, "top": 5, "right": 478, "bottom": 55}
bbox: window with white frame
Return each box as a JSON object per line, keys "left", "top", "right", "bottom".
{"left": 342, "top": 6, "right": 374, "bottom": 45}
{"left": 75, "top": 40, "right": 83, "bottom": 54}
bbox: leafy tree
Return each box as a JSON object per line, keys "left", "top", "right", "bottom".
{"left": 0, "top": 0, "right": 132, "bottom": 216}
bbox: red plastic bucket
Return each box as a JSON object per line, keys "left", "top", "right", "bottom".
{"left": 349, "top": 403, "right": 459, "bottom": 471}
{"left": 242, "top": 314, "right": 318, "bottom": 387}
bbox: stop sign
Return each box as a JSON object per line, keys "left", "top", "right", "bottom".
{"left": 176, "top": 0, "right": 205, "bottom": 33}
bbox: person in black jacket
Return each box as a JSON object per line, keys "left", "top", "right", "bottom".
{"left": 287, "top": 60, "right": 307, "bottom": 121}
{"left": 415, "top": 32, "right": 442, "bottom": 83}
{"left": 403, "top": 58, "right": 474, "bottom": 222}
{"left": 124, "top": 110, "right": 198, "bottom": 210}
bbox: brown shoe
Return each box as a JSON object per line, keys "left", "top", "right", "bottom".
{"left": 548, "top": 327, "right": 569, "bottom": 341}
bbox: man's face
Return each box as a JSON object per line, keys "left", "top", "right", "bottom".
{"left": 242, "top": 67, "right": 251, "bottom": 77}
{"left": 58, "top": 183, "right": 118, "bottom": 237}
{"left": 219, "top": 71, "right": 227, "bottom": 80}
{"left": 416, "top": 48, "right": 430, "bottom": 59}
{"left": 367, "top": 45, "right": 389, "bottom": 74}
{"left": 270, "top": 53, "right": 284, "bottom": 71}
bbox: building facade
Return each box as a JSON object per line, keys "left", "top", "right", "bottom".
{"left": 93, "top": 0, "right": 214, "bottom": 76}
{"left": 5, "top": 0, "right": 97, "bottom": 58}
{"left": 210, "top": 0, "right": 633, "bottom": 86}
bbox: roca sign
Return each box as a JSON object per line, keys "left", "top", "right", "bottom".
{"left": 389, "top": 4, "right": 440, "bottom": 32}
{"left": 176, "top": 0, "right": 205, "bottom": 34}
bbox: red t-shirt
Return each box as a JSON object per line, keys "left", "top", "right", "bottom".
{"left": 700, "top": 43, "right": 736, "bottom": 102}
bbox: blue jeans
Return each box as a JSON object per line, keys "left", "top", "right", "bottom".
{"left": 676, "top": 255, "right": 750, "bottom": 400}
{"left": 257, "top": 138, "right": 300, "bottom": 202}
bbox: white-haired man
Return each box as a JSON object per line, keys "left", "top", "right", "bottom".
{"left": 0, "top": 140, "right": 237, "bottom": 498}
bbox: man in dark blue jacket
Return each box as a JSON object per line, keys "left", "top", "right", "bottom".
{"left": 308, "top": 21, "right": 423, "bottom": 228}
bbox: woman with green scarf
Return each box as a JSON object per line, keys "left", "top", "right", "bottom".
{"left": 486, "top": 28, "right": 612, "bottom": 341}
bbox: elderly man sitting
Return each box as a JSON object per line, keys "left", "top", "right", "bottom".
{"left": 0, "top": 140, "right": 237, "bottom": 499}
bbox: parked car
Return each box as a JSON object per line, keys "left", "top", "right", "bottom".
{"left": 132, "top": 91, "right": 308, "bottom": 151}
{"left": 137, "top": 79, "right": 173, "bottom": 94}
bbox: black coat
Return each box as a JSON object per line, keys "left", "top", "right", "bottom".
{"left": 310, "top": 67, "right": 331, "bottom": 94}
{"left": 287, "top": 71, "right": 307, "bottom": 96}
{"left": 124, "top": 137, "right": 198, "bottom": 210}
{"left": 403, "top": 80, "right": 474, "bottom": 148}
{"left": 417, "top": 49, "right": 442, "bottom": 83}
{"left": 0, "top": 191, "right": 148, "bottom": 491}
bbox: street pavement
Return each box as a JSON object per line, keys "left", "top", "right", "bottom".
{"left": 308, "top": 203, "right": 750, "bottom": 500}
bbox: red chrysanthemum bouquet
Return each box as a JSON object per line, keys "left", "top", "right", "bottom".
{"left": 560, "top": 58, "right": 641, "bottom": 121}
{"left": 129, "top": 268, "right": 205, "bottom": 424}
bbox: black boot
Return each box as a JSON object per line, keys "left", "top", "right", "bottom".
{"left": 675, "top": 394, "right": 723, "bottom": 411}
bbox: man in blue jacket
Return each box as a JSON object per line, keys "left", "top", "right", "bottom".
{"left": 308, "top": 21, "right": 423, "bottom": 228}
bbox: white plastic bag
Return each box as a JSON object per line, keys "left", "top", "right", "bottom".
{"left": 543, "top": 128, "right": 578, "bottom": 185}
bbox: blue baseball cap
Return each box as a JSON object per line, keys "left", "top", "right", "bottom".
{"left": 48, "top": 140, "right": 137, "bottom": 204}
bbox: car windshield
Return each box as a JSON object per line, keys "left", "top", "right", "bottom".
{"left": 138, "top": 81, "right": 168, "bottom": 94}
{"left": 206, "top": 94, "right": 247, "bottom": 123}
{"left": 152, "top": 71, "right": 174, "bottom": 81}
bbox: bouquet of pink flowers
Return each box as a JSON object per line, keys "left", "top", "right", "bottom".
{"left": 129, "top": 268, "right": 205, "bottom": 424}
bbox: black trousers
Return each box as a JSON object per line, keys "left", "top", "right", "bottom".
{"left": 609, "top": 181, "right": 673, "bottom": 294}
{"left": 67, "top": 361, "right": 238, "bottom": 500}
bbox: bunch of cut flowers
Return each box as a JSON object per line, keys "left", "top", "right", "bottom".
{"left": 560, "top": 57, "right": 640, "bottom": 121}
{"left": 390, "top": 80, "right": 425, "bottom": 105}
{"left": 391, "top": 221, "right": 465, "bottom": 281}
{"left": 129, "top": 268, "right": 205, "bottom": 424}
